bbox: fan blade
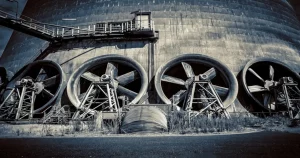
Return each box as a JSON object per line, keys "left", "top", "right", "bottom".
{"left": 169, "top": 90, "right": 187, "bottom": 104}
{"left": 161, "top": 75, "right": 185, "bottom": 86}
{"left": 248, "top": 85, "right": 268, "bottom": 93}
{"left": 181, "top": 62, "right": 195, "bottom": 78}
{"left": 105, "top": 62, "right": 118, "bottom": 78}
{"left": 263, "top": 93, "right": 276, "bottom": 110}
{"left": 117, "top": 85, "right": 137, "bottom": 100}
{"left": 35, "top": 68, "right": 47, "bottom": 82}
{"left": 81, "top": 72, "right": 100, "bottom": 82}
{"left": 200, "top": 68, "right": 216, "bottom": 80}
{"left": 248, "top": 68, "right": 265, "bottom": 83}
{"left": 42, "top": 75, "right": 60, "bottom": 87}
{"left": 42, "top": 89, "right": 54, "bottom": 98}
{"left": 269, "top": 65, "right": 274, "bottom": 81}
{"left": 116, "top": 70, "right": 139, "bottom": 86}
{"left": 213, "top": 85, "right": 228, "bottom": 96}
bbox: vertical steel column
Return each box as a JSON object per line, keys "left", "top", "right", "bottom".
{"left": 282, "top": 84, "right": 293, "bottom": 118}
{"left": 29, "top": 91, "right": 35, "bottom": 119}
{"left": 16, "top": 86, "right": 26, "bottom": 120}
{"left": 187, "top": 83, "right": 196, "bottom": 111}
{"left": 107, "top": 84, "right": 112, "bottom": 111}
{"left": 208, "top": 82, "right": 230, "bottom": 118}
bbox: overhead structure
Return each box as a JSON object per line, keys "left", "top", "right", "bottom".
{"left": 67, "top": 54, "right": 148, "bottom": 119}
{"left": 0, "top": 9, "right": 158, "bottom": 43}
{"left": 241, "top": 58, "right": 300, "bottom": 119}
{"left": 155, "top": 54, "right": 238, "bottom": 118}
{"left": 0, "top": 60, "right": 65, "bottom": 120}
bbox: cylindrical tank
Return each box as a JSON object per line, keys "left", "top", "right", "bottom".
{"left": 0, "top": 0, "right": 300, "bottom": 111}
{"left": 121, "top": 106, "right": 168, "bottom": 133}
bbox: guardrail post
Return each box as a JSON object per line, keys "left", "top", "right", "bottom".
{"left": 152, "top": 21, "right": 155, "bottom": 31}
{"left": 88, "top": 25, "right": 90, "bottom": 35}
{"left": 104, "top": 24, "right": 107, "bottom": 33}
{"left": 77, "top": 26, "right": 80, "bottom": 35}
{"left": 109, "top": 24, "right": 112, "bottom": 33}
{"left": 62, "top": 28, "right": 64, "bottom": 37}
{"left": 121, "top": 23, "right": 123, "bottom": 33}
{"left": 130, "top": 21, "right": 132, "bottom": 31}
{"left": 71, "top": 29, "right": 74, "bottom": 36}
{"left": 93, "top": 24, "right": 96, "bottom": 35}
{"left": 56, "top": 27, "right": 59, "bottom": 37}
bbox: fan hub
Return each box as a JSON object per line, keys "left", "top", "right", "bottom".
{"left": 34, "top": 82, "right": 44, "bottom": 94}
{"left": 101, "top": 74, "right": 110, "bottom": 81}
{"left": 264, "top": 80, "right": 277, "bottom": 90}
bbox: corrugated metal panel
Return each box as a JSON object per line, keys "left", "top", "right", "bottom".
{"left": 121, "top": 106, "right": 168, "bottom": 133}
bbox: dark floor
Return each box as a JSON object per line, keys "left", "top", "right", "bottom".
{"left": 0, "top": 131, "right": 299, "bottom": 158}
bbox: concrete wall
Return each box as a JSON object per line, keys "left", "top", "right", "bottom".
{"left": 0, "top": 0, "right": 300, "bottom": 110}
{"left": 1, "top": 0, "right": 299, "bottom": 74}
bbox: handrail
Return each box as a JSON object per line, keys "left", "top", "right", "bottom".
{"left": 1, "top": 8, "right": 156, "bottom": 40}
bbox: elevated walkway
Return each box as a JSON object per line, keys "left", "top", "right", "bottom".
{"left": 0, "top": 10, "right": 158, "bottom": 43}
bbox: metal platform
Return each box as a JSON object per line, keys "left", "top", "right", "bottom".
{"left": 0, "top": 10, "right": 158, "bottom": 43}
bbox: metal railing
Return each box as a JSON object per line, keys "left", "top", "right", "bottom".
{"left": 53, "top": 19, "right": 154, "bottom": 38}
{"left": 1, "top": 8, "right": 155, "bottom": 39}
{"left": 0, "top": 9, "right": 54, "bottom": 36}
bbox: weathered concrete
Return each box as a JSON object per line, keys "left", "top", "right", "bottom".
{"left": 0, "top": 0, "right": 299, "bottom": 110}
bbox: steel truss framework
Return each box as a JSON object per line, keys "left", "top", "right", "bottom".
{"left": 0, "top": 60, "right": 64, "bottom": 121}
{"left": 280, "top": 78, "right": 300, "bottom": 119}
{"left": 72, "top": 81, "right": 120, "bottom": 120}
{"left": 175, "top": 81, "right": 230, "bottom": 119}
{"left": 0, "top": 78, "right": 36, "bottom": 120}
